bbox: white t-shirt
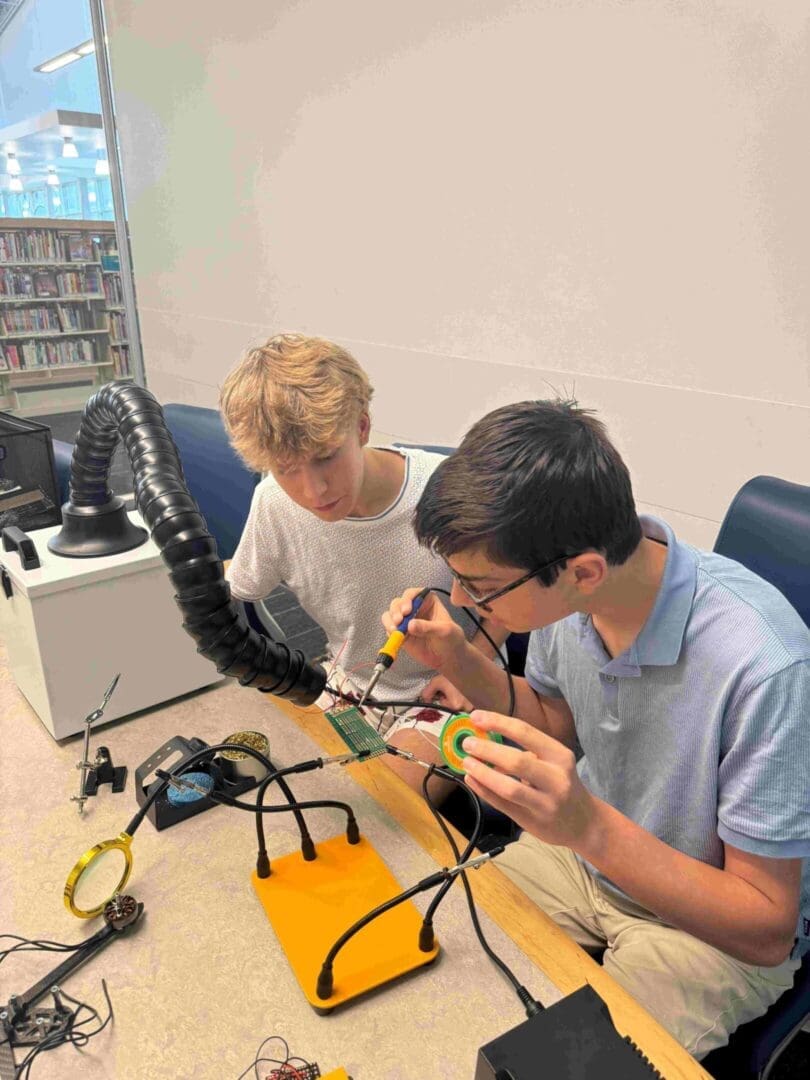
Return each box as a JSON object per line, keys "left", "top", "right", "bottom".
{"left": 226, "top": 447, "right": 472, "bottom": 701}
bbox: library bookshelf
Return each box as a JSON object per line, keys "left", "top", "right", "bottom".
{"left": 0, "top": 218, "right": 131, "bottom": 417}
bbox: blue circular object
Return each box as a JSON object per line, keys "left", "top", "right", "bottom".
{"left": 166, "top": 770, "right": 215, "bottom": 806}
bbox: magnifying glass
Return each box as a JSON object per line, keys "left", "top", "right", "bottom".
{"left": 64, "top": 832, "right": 134, "bottom": 919}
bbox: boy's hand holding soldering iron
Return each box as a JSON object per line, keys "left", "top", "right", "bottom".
{"left": 381, "top": 586, "right": 467, "bottom": 675}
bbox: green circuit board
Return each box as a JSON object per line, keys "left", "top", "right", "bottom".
{"left": 324, "top": 705, "right": 387, "bottom": 758}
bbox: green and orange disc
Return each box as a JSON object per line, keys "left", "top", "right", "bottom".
{"left": 439, "top": 712, "right": 503, "bottom": 774}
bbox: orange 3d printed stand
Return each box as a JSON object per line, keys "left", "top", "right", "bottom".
{"left": 252, "top": 833, "right": 440, "bottom": 1013}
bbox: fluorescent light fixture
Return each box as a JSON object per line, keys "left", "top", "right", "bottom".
{"left": 35, "top": 39, "right": 95, "bottom": 73}
{"left": 9, "top": 176, "right": 22, "bottom": 193}
{"left": 46, "top": 167, "right": 59, "bottom": 187}
{"left": 6, "top": 153, "right": 20, "bottom": 176}
{"left": 87, "top": 189, "right": 97, "bottom": 203}
{"left": 62, "top": 136, "right": 79, "bottom": 159}
{"left": 52, "top": 193, "right": 61, "bottom": 207}
{"left": 95, "top": 152, "right": 109, "bottom": 177}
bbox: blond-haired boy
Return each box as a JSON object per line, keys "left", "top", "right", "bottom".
{"left": 221, "top": 333, "right": 502, "bottom": 787}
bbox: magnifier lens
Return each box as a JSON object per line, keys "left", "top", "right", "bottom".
{"left": 73, "top": 846, "right": 129, "bottom": 911}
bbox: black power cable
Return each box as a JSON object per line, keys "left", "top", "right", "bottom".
{"left": 0, "top": 978, "right": 114, "bottom": 1080}
{"left": 249, "top": 755, "right": 368, "bottom": 876}
{"left": 420, "top": 765, "right": 542, "bottom": 1018}
{"left": 158, "top": 756, "right": 365, "bottom": 878}
{"left": 431, "top": 586, "right": 516, "bottom": 718}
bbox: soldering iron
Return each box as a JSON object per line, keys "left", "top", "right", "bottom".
{"left": 358, "top": 586, "right": 431, "bottom": 707}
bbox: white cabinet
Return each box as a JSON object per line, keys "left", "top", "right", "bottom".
{"left": 0, "top": 511, "right": 223, "bottom": 738}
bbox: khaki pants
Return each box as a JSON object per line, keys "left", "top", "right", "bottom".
{"left": 497, "top": 832, "right": 800, "bottom": 1060}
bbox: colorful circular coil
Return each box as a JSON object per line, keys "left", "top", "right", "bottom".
{"left": 439, "top": 712, "right": 503, "bottom": 774}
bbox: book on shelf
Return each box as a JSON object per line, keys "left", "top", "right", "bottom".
{"left": 0, "top": 270, "right": 35, "bottom": 298}
{"left": 32, "top": 270, "right": 59, "bottom": 298}
{"left": 106, "top": 310, "right": 127, "bottom": 340}
{"left": 111, "top": 344, "right": 130, "bottom": 378}
{"left": 5, "top": 337, "right": 97, "bottom": 370}
{"left": 65, "top": 233, "right": 97, "bottom": 261}
{"left": 0, "top": 228, "right": 60, "bottom": 263}
{"left": 103, "top": 274, "right": 124, "bottom": 304}
{"left": 3, "top": 344, "right": 20, "bottom": 369}
{"left": 1, "top": 306, "right": 62, "bottom": 334}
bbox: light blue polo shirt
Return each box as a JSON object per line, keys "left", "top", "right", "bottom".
{"left": 525, "top": 515, "right": 810, "bottom": 958}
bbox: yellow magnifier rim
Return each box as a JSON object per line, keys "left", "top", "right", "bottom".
{"left": 63, "top": 831, "right": 134, "bottom": 919}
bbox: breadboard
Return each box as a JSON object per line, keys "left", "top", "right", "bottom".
{"left": 324, "top": 705, "right": 387, "bottom": 758}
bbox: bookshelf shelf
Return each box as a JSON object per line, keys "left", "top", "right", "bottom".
{"left": 0, "top": 220, "right": 131, "bottom": 415}
{"left": 0, "top": 261, "right": 102, "bottom": 269}
{"left": 4, "top": 361, "right": 114, "bottom": 376}
{"left": 1, "top": 329, "right": 109, "bottom": 340}
{"left": 0, "top": 294, "right": 105, "bottom": 304}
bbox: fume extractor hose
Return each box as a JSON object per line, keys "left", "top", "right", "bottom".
{"left": 47, "top": 381, "right": 327, "bottom": 707}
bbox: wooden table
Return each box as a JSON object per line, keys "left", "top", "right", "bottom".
{"left": 272, "top": 695, "right": 711, "bottom": 1080}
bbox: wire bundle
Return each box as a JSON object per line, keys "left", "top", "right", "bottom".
{"left": 0, "top": 932, "right": 114, "bottom": 1080}
{"left": 235, "top": 1034, "right": 319, "bottom": 1079}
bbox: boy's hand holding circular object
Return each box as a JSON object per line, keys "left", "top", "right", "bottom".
{"left": 461, "top": 711, "right": 600, "bottom": 851}
{"left": 382, "top": 587, "right": 466, "bottom": 672}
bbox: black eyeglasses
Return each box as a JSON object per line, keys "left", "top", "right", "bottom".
{"left": 449, "top": 554, "right": 580, "bottom": 611}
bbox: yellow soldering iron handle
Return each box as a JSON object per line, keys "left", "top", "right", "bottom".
{"left": 377, "top": 629, "right": 406, "bottom": 665}
{"left": 376, "top": 586, "right": 431, "bottom": 667}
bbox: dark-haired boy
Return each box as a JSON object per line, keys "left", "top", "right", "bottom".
{"left": 382, "top": 400, "right": 810, "bottom": 1059}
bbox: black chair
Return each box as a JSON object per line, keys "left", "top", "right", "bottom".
{"left": 162, "top": 403, "right": 260, "bottom": 562}
{"left": 160, "top": 403, "right": 293, "bottom": 641}
{"left": 701, "top": 475, "right": 810, "bottom": 1080}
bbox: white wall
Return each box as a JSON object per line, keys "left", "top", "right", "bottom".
{"left": 104, "top": 0, "right": 809, "bottom": 549}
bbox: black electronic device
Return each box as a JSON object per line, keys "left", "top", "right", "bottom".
{"left": 475, "top": 983, "right": 663, "bottom": 1080}
{"left": 134, "top": 735, "right": 261, "bottom": 831}
{"left": 0, "top": 412, "right": 61, "bottom": 533}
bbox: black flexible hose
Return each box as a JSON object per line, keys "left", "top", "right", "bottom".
{"left": 60, "top": 382, "right": 326, "bottom": 706}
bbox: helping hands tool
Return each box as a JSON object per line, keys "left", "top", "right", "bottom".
{"left": 358, "top": 586, "right": 431, "bottom": 707}
{"left": 0, "top": 895, "right": 143, "bottom": 1074}
{"left": 71, "top": 674, "right": 125, "bottom": 814}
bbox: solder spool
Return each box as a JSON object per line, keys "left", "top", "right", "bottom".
{"left": 439, "top": 712, "right": 503, "bottom": 774}
{"left": 218, "top": 729, "right": 270, "bottom": 782}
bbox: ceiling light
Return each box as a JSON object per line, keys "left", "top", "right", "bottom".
{"left": 52, "top": 193, "right": 61, "bottom": 207}
{"left": 34, "top": 40, "right": 94, "bottom": 74}
{"left": 46, "top": 167, "right": 59, "bottom": 187}
{"left": 37, "top": 51, "right": 81, "bottom": 74}
{"left": 6, "top": 152, "right": 20, "bottom": 176}
{"left": 87, "top": 189, "right": 97, "bottom": 203}
{"left": 9, "top": 176, "right": 22, "bottom": 193}
{"left": 95, "top": 151, "right": 109, "bottom": 177}
{"left": 62, "top": 136, "right": 79, "bottom": 159}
